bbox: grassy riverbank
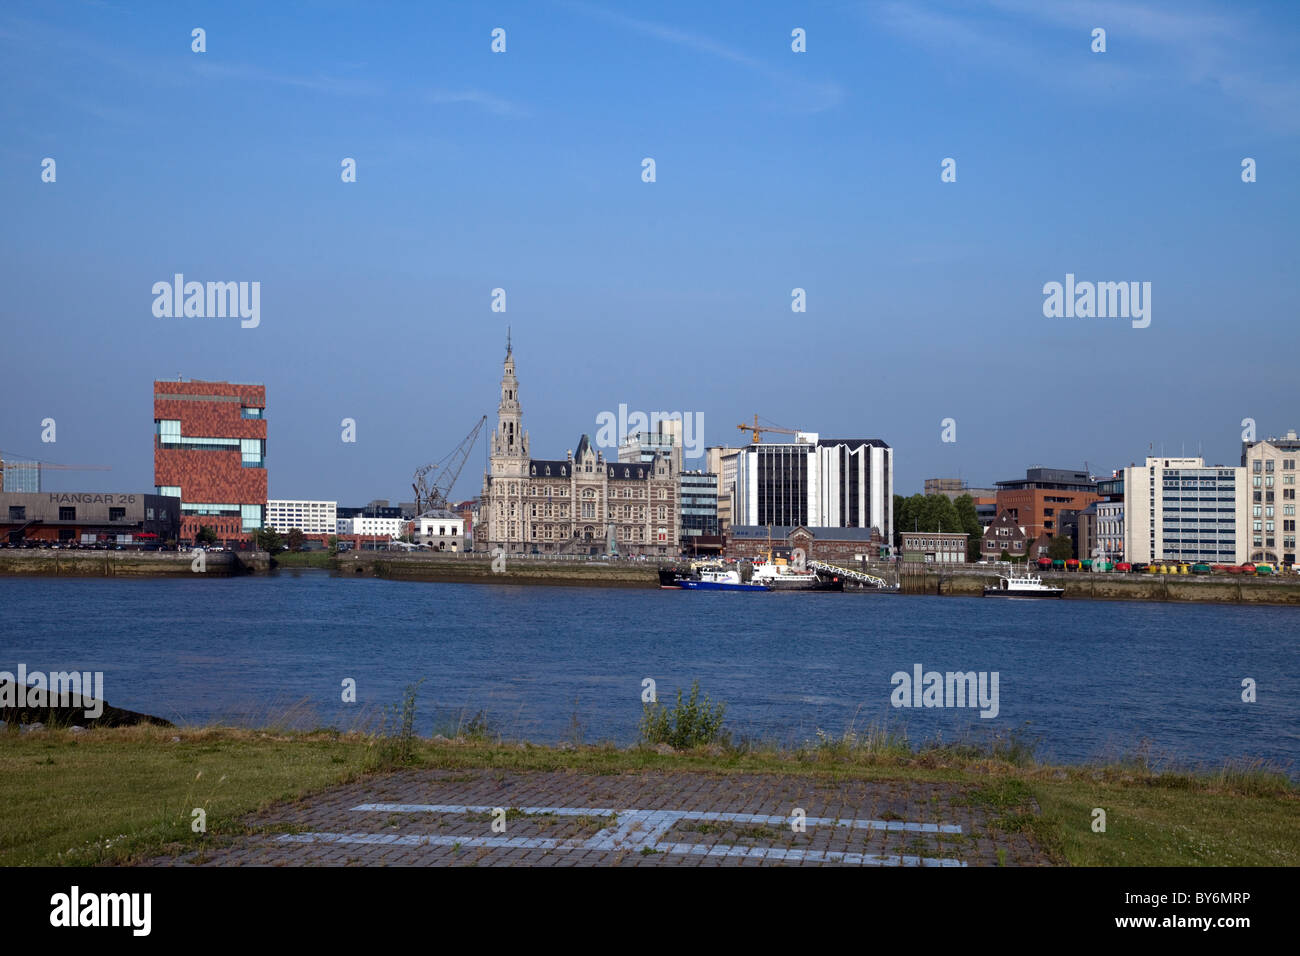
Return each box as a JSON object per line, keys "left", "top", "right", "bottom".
{"left": 2, "top": 724, "right": 1294, "bottom": 867}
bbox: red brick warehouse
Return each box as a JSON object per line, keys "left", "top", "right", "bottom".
{"left": 153, "top": 379, "right": 267, "bottom": 547}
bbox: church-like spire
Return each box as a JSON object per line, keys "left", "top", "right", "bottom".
{"left": 492, "top": 334, "right": 526, "bottom": 459}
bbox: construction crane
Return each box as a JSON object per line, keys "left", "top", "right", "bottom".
{"left": 1, "top": 460, "right": 111, "bottom": 473}
{"left": 736, "top": 415, "right": 802, "bottom": 443}
{"left": 0, "top": 452, "right": 111, "bottom": 490}
{"left": 412, "top": 416, "right": 488, "bottom": 514}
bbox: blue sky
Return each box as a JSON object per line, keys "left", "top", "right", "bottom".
{"left": 2, "top": 0, "right": 1298, "bottom": 504}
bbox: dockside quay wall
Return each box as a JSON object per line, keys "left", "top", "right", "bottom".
{"left": 3, "top": 549, "right": 1298, "bottom": 604}
{"left": 336, "top": 552, "right": 660, "bottom": 587}
{"left": 0, "top": 550, "right": 268, "bottom": 577}
{"left": 899, "top": 567, "right": 1300, "bottom": 605}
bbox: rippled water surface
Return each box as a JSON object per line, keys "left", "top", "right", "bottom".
{"left": 2, "top": 571, "right": 1296, "bottom": 773}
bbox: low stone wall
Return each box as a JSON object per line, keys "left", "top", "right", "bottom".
{"left": 0, "top": 549, "right": 268, "bottom": 577}
{"left": 335, "top": 552, "right": 660, "bottom": 587}
{"left": 901, "top": 568, "right": 1300, "bottom": 605}
{"left": 5, "top": 548, "right": 1296, "bottom": 603}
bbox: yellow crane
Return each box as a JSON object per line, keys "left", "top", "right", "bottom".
{"left": 736, "top": 415, "right": 801, "bottom": 443}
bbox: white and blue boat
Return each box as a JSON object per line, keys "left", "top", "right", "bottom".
{"left": 659, "top": 566, "right": 769, "bottom": 591}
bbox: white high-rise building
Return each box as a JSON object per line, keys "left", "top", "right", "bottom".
{"left": 1122, "top": 457, "right": 1247, "bottom": 565}
{"left": 335, "top": 515, "right": 405, "bottom": 539}
{"left": 733, "top": 433, "right": 893, "bottom": 539}
{"left": 266, "top": 499, "right": 337, "bottom": 535}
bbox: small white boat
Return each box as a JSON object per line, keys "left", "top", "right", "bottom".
{"left": 983, "top": 568, "right": 1064, "bottom": 598}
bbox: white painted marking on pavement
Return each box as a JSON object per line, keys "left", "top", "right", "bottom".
{"left": 278, "top": 830, "right": 964, "bottom": 866}
{"left": 272, "top": 802, "right": 969, "bottom": 866}
{"left": 352, "top": 803, "right": 962, "bottom": 834}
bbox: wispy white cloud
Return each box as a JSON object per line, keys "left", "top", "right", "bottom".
{"left": 187, "top": 59, "right": 384, "bottom": 97}
{"left": 865, "top": 0, "right": 1300, "bottom": 134}
{"left": 1, "top": 12, "right": 530, "bottom": 121}
{"left": 426, "top": 88, "right": 527, "bottom": 117}
{"left": 562, "top": 0, "right": 844, "bottom": 113}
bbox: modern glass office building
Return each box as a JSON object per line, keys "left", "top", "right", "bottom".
{"left": 680, "top": 471, "right": 719, "bottom": 539}
{"left": 1, "top": 460, "right": 40, "bottom": 493}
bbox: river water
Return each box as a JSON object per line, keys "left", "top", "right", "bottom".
{"left": 2, "top": 570, "right": 1296, "bottom": 773}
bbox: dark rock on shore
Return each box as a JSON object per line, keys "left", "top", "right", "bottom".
{"left": 0, "top": 680, "right": 173, "bottom": 728}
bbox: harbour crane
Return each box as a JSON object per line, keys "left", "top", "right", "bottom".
{"left": 0, "top": 452, "right": 111, "bottom": 489}
{"left": 736, "top": 415, "right": 803, "bottom": 443}
{"left": 412, "top": 416, "right": 488, "bottom": 514}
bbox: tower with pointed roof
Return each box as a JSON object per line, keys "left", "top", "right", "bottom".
{"left": 480, "top": 334, "right": 680, "bottom": 557}
{"left": 489, "top": 330, "right": 529, "bottom": 471}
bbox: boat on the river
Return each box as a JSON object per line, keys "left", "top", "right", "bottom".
{"left": 749, "top": 560, "right": 844, "bottom": 591}
{"left": 658, "top": 565, "right": 769, "bottom": 591}
{"left": 982, "top": 567, "right": 1064, "bottom": 598}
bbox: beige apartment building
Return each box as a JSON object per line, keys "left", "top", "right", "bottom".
{"left": 705, "top": 445, "right": 741, "bottom": 533}
{"left": 1241, "top": 430, "right": 1300, "bottom": 565}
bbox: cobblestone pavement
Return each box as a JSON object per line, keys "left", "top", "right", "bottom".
{"left": 150, "top": 770, "right": 1051, "bottom": 866}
